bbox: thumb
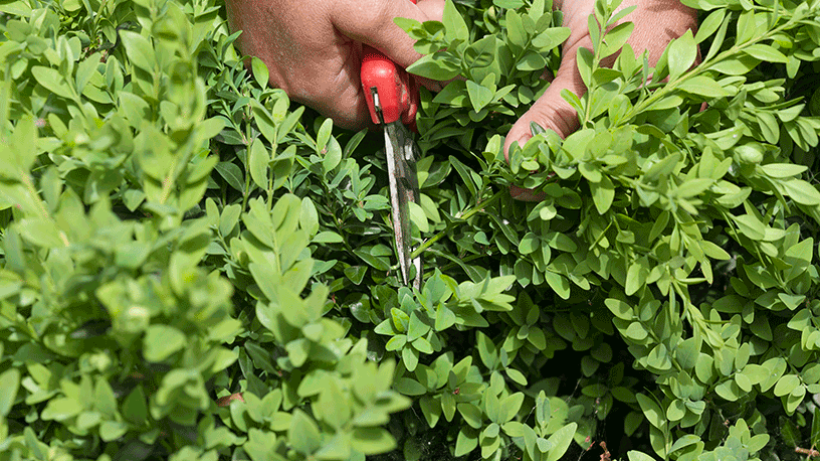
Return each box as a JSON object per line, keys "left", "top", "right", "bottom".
{"left": 332, "top": 0, "right": 446, "bottom": 93}
{"left": 503, "top": 53, "right": 588, "bottom": 162}
{"left": 503, "top": 50, "right": 588, "bottom": 202}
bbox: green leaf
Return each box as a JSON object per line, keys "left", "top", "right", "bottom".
{"left": 545, "top": 271, "right": 570, "bottom": 300}
{"left": 122, "top": 386, "right": 148, "bottom": 425}
{"left": 732, "top": 214, "right": 765, "bottom": 240}
{"left": 517, "top": 51, "right": 548, "bottom": 71}
{"left": 0, "top": 369, "right": 20, "bottom": 416}
{"left": 625, "top": 257, "right": 649, "bottom": 296}
{"left": 251, "top": 57, "right": 269, "bottom": 88}
{"left": 94, "top": 378, "right": 117, "bottom": 417}
{"left": 695, "top": 9, "right": 726, "bottom": 43}
{"left": 31, "top": 66, "right": 75, "bottom": 99}
{"left": 466, "top": 80, "right": 494, "bottom": 113}
{"left": 100, "top": 421, "right": 128, "bottom": 441}
{"left": 354, "top": 249, "right": 391, "bottom": 271}
{"left": 435, "top": 304, "right": 456, "bottom": 331}
{"left": 760, "top": 163, "right": 807, "bottom": 178}
{"left": 351, "top": 428, "right": 396, "bottom": 455}
{"left": 215, "top": 162, "right": 245, "bottom": 192}
{"left": 532, "top": 27, "right": 571, "bottom": 50}
{"left": 773, "top": 374, "right": 800, "bottom": 397}
{"left": 455, "top": 427, "right": 479, "bottom": 457}
{"left": 143, "top": 325, "right": 186, "bottom": 362}
{"left": 248, "top": 138, "right": 269, "bottom": 190}
{"left": 395, "top": 378, "right": 427, "bottom": 396}
{"left": 476, "top": 331, "right": 498, "bottom": 369}
{"left": 442, "top": 0, "right": 469, "bottom": 42}
{"left": 407, "top": 54, "right": 461, "bottom": 80}
{"left": 781, "top": 179, "right": 820, "bottom": 205}
{"left": 544, "top": 423, "right": 577, "bottom": 461}
{"left": 667, "top": 30, "right": 697, "bottom": 79}
{"left": 289, "top": 410, "right": 322, "bottom": 454}
{"left": 408, "top": 201, "right": 429, "bottom": 233}
{"left": 605, "top": 298, "right": 633, "bottom": 320}
{"left": 119, "top": 31, "right": 155, "bottom": 72}
{"left": 744, "top": 44, "right": 788, "bottom": 63}
{"left": 314, "top": 231, "right": 344, "bottom": 243}
{"left": 636, "top": 393, "right": 664, "bottom": 429}
{"left": 627, "top": 452, "right": 656, "bottom": 461}
{"left": 590, "top": 175, "right": 615, "bottom": 214}
{"left": 41, "top": 397, "right": 83, "bottom": 421}
{"left": 499, "top": 393, "right": 524, "bottom": 423}
{"left": 518, "top": 232, "right": 540, "bottom": 255}
{"left": 677, "top": 76, "right": 729, "bottom": 98}
{"left": 600, "top": 22, "right": 635, "bottom": 59}
{"left": 17, "top": 219, "right": 66, "bottom": 248}
{"left": 458, "top": 403, "right": 483, "bottom": 429}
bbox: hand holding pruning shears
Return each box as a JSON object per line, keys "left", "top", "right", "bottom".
{"left": 360, "top": 13, "right": 424, "bottom": 288}
{"left": 223, "top": 0, "right": 445, "bottom": 130}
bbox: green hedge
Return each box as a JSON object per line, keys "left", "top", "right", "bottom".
{"left": 1, "top": 0, "right": 820, "bottom": 460}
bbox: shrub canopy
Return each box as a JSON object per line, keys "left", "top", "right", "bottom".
{"left": 1, "top": 0, "right": 820, "bottom": 460}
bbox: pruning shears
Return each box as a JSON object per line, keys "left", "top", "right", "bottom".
{"left": 360, "top": 11, "right": 423, "bottom": 288}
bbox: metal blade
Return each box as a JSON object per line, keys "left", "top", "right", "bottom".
{"left": 393, "top": 123, "right": 423, "bottom": 289}
{"left": 383, "top": 126, "right": 413, "bottom": 287}
{"left": 371, "top": 86, "right": 422, "bottom": 289}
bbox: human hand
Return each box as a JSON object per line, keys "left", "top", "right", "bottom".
{"left": 224, "top": 0, "right": 446, "bottom": 130}
{"left": 503, "top": 0, "right": 698, "bottom": 201}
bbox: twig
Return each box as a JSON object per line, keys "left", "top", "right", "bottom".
{"left": 796, "top": 447, "right": 820, "bottom": 458}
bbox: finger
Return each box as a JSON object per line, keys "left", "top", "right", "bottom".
{"left": 331, "top": 0, "right": 444, "bottom": 81}
{"left": 283, "top": 41, "right": 376, "bottom": 131}
{"left": 503, "top": 51, "right": 587, "bottom": 161}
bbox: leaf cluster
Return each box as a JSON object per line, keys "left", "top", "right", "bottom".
{"left": 1, "top": 0, "right": 820, "bottom": 460}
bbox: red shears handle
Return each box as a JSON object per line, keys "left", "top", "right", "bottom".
{"left": 360, "top": 0, "right": 419, "bottom": 132}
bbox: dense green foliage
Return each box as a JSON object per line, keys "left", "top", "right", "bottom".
{"left": 1, "top": 0, "right": 820, "bottom": 459}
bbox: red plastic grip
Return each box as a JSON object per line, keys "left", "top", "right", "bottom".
{"left": 360, "top": 0, "right": 419, "bottom": 131}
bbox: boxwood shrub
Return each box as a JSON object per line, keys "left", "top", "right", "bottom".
{"left": 1, "top": 0, "right": 820, "bottom": 460}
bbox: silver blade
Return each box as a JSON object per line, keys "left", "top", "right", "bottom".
{"left": 394, "top": 123, "right": 423, "bottom": 289}
{"left": 383, "top": 126, "right": 413, "bottom": 287}
{"left": 371, "top": 87, "right": 422, "bottom": 288}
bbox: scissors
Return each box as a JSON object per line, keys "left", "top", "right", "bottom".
{"left": 360, "top": 18, "right": 423, "bottom": 289}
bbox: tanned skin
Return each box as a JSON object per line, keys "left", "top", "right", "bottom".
{"left": 225, "top": 0, "right": 696, "bottom": 198}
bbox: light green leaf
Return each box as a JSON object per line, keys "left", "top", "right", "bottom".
{"left": 781, "top": 179, "right": 820, "bottom": 205}
{"left": 667, "top": 30, "right": 697, "bottom": 79}
{"left": 744, "top": 44, "right": 788, "bottom": 63}
{"left": 17, "top": 219, "right": 66, "bottom": 248}
{"left": 627, "top": 451, "right": 657, "bottom": 461}
{"left": 0, "top": 369, "right": 20, "bottom": 416}
{"left": 545, "top": 272, "right": 570, "bottom": 300}
{"left": 544, "top": 422, "right": 577, "bottom": 461}
{"left": 760, "top": 163, "right": 807, "bottom": 178}
{"left": 119, "top": 31, "right": 155, "bottom": 72}
{"left": 677, "top": 76, "right": 729, "bottom": 98}
{"left": 248, "top": 138, "right": 269, "bottom": 190}
{"left": 251, "top": 56, "right": 269, "bottom": 88}
{"left": 31, "top": 66, "right": 75, "bottom": 99}
{"left": 442, "top": 0, "right": 469, "bottom": 43}
{"left": 289, "top": 410, "right": 322, "bottom": 454}
{"left": 466, "top": 80, "right": 494, "bottom": 113}
{"left": 458, "top": 403, "right": 483, "bottom": 429}
{"left": 590, "top": 175, "right": 615, "bottom": 214}
{"left": 455, "top": 427, "right": 479, "bottom": 457}
{"left": 407, "top": 54, "right": 460, "bottom": 80}
{"left": 41, "top": 397, "right": 82, "bottom": 421}
{"left": 774, "top": 374, "right": 800, "bottom": 397}
{"left": 143, "top": 325, "right": 186, "bottom": 362}
{"left": 408, "top": 201, "right": 429, "bottom": 233}
{"left": 636, "top": 393, "right": 664, "bottom": 429}
{"left": 532, "top": 27, "right": 571, "bottom": 50}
